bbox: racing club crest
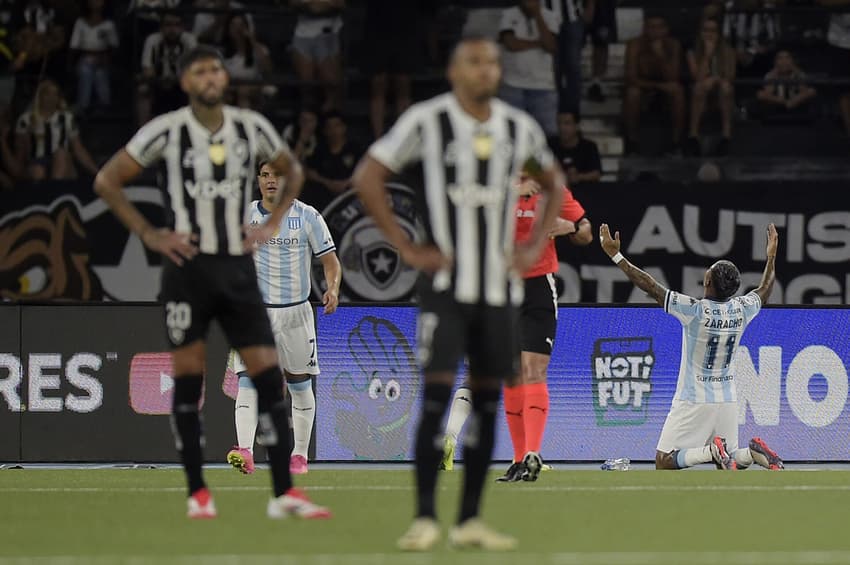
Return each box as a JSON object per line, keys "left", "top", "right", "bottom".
{"left": 312, "top": 183, "right": 423, "bottom": 302}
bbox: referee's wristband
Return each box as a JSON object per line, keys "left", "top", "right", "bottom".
{"left": 611, "top": 252, "right": 625, "bottom": 265}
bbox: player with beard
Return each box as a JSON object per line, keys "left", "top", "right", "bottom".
{"left": 95, "top": 46, "right": 331, "bottom": 520}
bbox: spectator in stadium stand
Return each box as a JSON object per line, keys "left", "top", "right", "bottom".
{"left": 586, "top": 0, "right": 618, "bottom": 103}
{"left": 14, "top": 79, "right": 98, "bottom": 181}
{"left": 719, "top": 0, "right": 779, "bottom": 77}
{"left": 498, "top": 0, "right": 560, "bottom": 136}
{"left": 549, "top": 110, "right": 602, "bottom": 187}
{"left": 281, "top": 106, "right": 319, "bottom": 161}
{"left": 222, "top": 13, "right": 273, "bottom": 109}
{"left": 686, "top": 17, "right": 737, "bottom": 157}
{"left": 136, "top": 11, "right": 197, "bottom": 125}
{"left": 69, "top": 0, "right": 119, "bottom": 112}
{"left": 192, "top": 0, "right": 253, "bottom": 45}
{"left": 363, "top": 0, "right": 419, "bottom": 139}
{"left": 11, "top": 0, "right": 66, "bottom": 86}
{"left": 623, "top": 13, "right": 685, "bottom": 155}
{"left": 126, "top": 0, "right": 183, "bottom": 42}
{"left": 753, "top": 50, "right": 817, "bottom": 118}
{"left": 304, "top": 111, "right": 362, "bottom": 212}
{"left": 290, "top": 0, "right": 344, "bottom": 113}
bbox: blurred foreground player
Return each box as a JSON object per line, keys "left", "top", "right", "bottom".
{"left": 226, "top": 161, "right": 341, "bottom": 476}
{"left": 599, "top": 222, "right": 784, "bottom": 471}
{"left": 441, "top": 175, "right": 592, "bottom": 482}
{"left": 353, "top": 36, "right": 564, "bottom": 551}
{"left": 94, "top": 46, "right": 331, "bottom": 519}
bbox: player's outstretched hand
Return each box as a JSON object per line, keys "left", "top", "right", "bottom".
{"left": 599, "top": 223, "right": 621, "bottom": 257}
{"left": 142, "top": 228, "right": 197, "bottom": 266}
{"left": 766, "top": 222, "right": 779, "bottom": 258}
{"left": 548, "top": 217, "right": 577, "bottom": 239}
{"left": 323, "top": 288, "right": 339, "bottom": 314}
{"left": 242, "top": 222, "right": 274, "bottom": 252}
{"left": 399, "top": 243, "right": 452, "bottom": 273}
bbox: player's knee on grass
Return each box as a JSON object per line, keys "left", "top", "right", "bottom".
{"left": 655, "top": 450, "right": 678, "bottom": 470}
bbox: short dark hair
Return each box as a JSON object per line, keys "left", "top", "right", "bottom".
{"left": 710, "top": 260, "right": 741, "bottom": 300}
{"left": 257, "top": 159, "right": 271, "bottom": 174}
{"left": 322, "top": 110, "right": 345, "bottom": 125}
{"left": 559, "top": 109, "right": 580, "bottom": 122}
{"left": 177, "top": 46, "right": 224, "bottom": 77}
{"left": 449, "top": 34, "right": 498, "bottom": 62}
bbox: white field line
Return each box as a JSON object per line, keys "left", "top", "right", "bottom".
{"left": 2, "top": 484, "right": 850, "bottom": 493}
{"left": 3, "top": 552, "right": 850, "bottom": 565}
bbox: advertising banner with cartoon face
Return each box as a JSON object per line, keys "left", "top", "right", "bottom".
{"left": 317, "top": 306, "right": 850, "bottom": 461}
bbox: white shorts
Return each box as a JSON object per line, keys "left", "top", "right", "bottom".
{"left": 230, "top": 301, "right": 319, "bottom": 376}
{"left": 656, "top": 400, "right": 738, "bottom": 453}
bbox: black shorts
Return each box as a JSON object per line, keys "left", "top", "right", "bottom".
{"left": 416, "top": 288, "right": 519, "bottom": 379}
{"left": 521, "top": 275, "right": 558, "bottom": 355}
{"left": 587, "top": 0, "right": 618, "bottom": 47}
{"left": 159, "top": 254, "right": 274, "bottom": 350}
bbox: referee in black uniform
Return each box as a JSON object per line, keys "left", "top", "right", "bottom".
{"left": 94, "top": 46, "right": 330, "bottom": 520}
{"left": 354, "top": 36, "right": 565, "bottom": 551}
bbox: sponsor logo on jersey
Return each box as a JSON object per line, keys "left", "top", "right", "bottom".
{"left": 591, "top": 337, "right": 654, "bottom": 426}
{"left": 315, "top": 183, "right": 423, "bottom": 302}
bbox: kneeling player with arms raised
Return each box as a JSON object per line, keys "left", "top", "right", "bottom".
{"left": 599, "top": 223, "right": 784, "bottom": 471}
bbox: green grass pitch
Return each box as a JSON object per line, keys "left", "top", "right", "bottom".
{"left": 2, "top": 468, "right": 850, "bottom": 564}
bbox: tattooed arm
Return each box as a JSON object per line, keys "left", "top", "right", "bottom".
{"left": 599, "top": 223, "right": 668, "bottom": 306}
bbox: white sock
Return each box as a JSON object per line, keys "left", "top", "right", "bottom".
{"left": 235, "top": 374, "right": 258, "bottom": 453}
{"left": 733, "top": 448, "right": 754, "bottom": 469}
{"left": 444, "top": 387, "right": 472, "bottom": 443}
{"left": 287, "top": 379, "right": 315, "bottom": 459}
{"left": 676, "top": 446, "right": 713, "bottom": 468}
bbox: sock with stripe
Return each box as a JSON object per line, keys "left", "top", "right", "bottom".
{"left": 235, "top": 373, "right": 258, "bottom": 452}
{"left": 675, "top": 446, "right": 713, "bottom": 469}
{"left": 287, "top": 379, "right": 315, "bottom": 459}
{"left": 503, "top": 384, "right": 525, "bottom": 462}
{"left": 171, "top": 374, "right": 206, "bottom": 496}
{"left": 444, "top": 386, "right": 472, "bottom": 444}
{"left": 523, "top": 382, "right": 550, "bottom": 454}
{"left": 459, "top": 386, "right": 500, "bottom": 523}
{"left": 253, "top": 366, "right": 293, "bottom": 497}
{"left": 414, "top": 382, "right": 452, "bottom": 518}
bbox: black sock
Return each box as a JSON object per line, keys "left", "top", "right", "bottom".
{"left": 414, "top": 382, "right": 452, "bottom": 519}
{"left": 459, "top": 386, "right": 500, "bottom": 523}
{"left": 171, "top": 375, "right": 205, "bottom": 496}
{"left": 252, "top": 366, "right": 292, "bottom": 497}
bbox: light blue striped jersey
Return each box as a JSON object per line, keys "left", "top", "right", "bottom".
{"left": 664, "top": 290, "right": 762, "bottom": 403}
{"left": 247, "top": 199, "right": 335, "bottom": 305}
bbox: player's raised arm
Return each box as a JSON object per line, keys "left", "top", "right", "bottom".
{"left": 599, "top": 223, "right": 668, "bottom": 306}
{"left": 754, "top": 223, "right": 778, "bottom": 305}
{"left": 95, "top": 148, "right": 198, "bottom": 266}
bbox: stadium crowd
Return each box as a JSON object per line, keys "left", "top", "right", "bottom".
{"left": 0, "top": 0, "right": 848, "bottom": 199}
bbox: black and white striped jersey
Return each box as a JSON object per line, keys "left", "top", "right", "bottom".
{"left": 16, "top": 110, "right": 78, "bottom": 160}
{"left": 368, "top": 93, "right": 554, "bottom": 307}
{"left": 125, "top": 105, "right": 286, "bottom": 256}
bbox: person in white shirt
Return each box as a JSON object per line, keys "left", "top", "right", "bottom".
{"left": 192, "top": 0, "right": 253, "bottom": 45}
{"left": 291, "top": 0, "right": 344, "bottom": 112}
{"left": 222, "top": 13, "right": 273, "bottom": 108}
{"left": 499, "top": 0, "right": 560, "bottom": 135}
{"left": 70, "top": 0, "right": 119, "bottom": 110}
{"left": 599, "top": 222, "right": 785, "bottom": 472}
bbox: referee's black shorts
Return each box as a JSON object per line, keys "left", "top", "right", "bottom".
{"left": 416, "top": 287, "right": 520, "bottom": 380}
{"left": 159, "top": 254, "right": 275, "bottom": 350}
{"left": 520, "top": 274, "right": 558, "bottom": 356}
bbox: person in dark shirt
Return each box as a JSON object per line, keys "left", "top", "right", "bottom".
{"left": 304, "top": 111, "right": 362, "bottom": 211}
{"left": 549, "top": 110, "right": 601, "bottom": 187}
